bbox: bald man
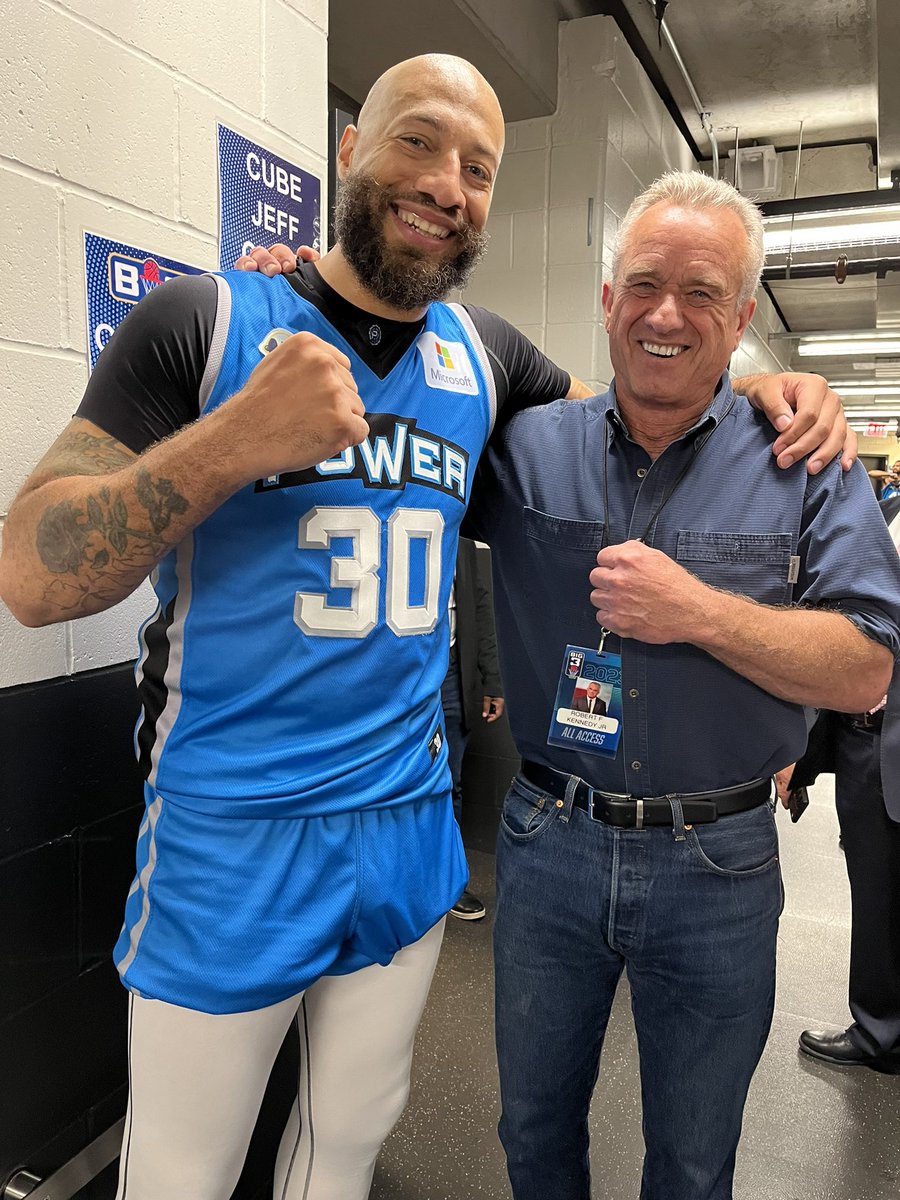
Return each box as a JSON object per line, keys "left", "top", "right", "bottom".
{"left": 1, "top": 53, "right": 853, "bottom": 1200}
{"left": 1, "top": 55, "right": 580, "bottom": 1200}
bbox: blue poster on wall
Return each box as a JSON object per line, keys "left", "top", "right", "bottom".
{"left": 83, "top": 232, "right": 204, "bottom": 372}
{"left": 217, "top": 124, "right": 321, "bottom": 271}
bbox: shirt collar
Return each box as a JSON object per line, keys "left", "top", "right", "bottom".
{"left": 599, "top": 371, "right": 736, "bottom": 450}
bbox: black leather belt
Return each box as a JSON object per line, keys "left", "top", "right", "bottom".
{"left": 521, "top": 761, "right": 771, "bottom": 829}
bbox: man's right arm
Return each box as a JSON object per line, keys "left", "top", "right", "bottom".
{"left": 1, "top": 412, "right": 257, "bottom": 626}
{"left": 1, "top": 308, "right": 367, "bottom": 628}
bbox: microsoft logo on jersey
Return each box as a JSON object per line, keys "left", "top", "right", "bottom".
{"left": 417, "top": 331, "right": 478, "bottom": 395}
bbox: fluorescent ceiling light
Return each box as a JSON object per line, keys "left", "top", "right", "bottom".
{"left": 798, "top": 340, "right": 900, "bottom": 356}
{"left": 827, "top": 380, "right": 900, "bottom": 389}
{"left": 826, "top": 386, "right": 900, "bottom": 396}
{"left": 803, "top": 330, "right": 900, "bottom": 341}
{"left": 763, "top": 204, "right": 900, "bottom": 254}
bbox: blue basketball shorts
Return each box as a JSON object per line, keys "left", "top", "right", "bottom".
{"left": 113, "top": 785, "right": 468, "bottom": 1014}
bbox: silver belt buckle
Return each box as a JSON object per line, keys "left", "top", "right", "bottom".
{"left": 635, "top": 798, "right": 644, "bottom": 830}
{"left": 587, "top": 786, "right": 601, "bottom": 822}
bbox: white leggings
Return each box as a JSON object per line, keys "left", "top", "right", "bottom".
{"left": 114, "top": 919, "right": 445, "bottom": 1200}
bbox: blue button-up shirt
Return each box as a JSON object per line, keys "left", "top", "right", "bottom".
{"left": 467, "top": 375, "right": 900, "bottom": 796}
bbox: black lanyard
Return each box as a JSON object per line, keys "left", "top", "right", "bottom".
{"left": 596, "top": 397, "right": 731, "bottom": 650}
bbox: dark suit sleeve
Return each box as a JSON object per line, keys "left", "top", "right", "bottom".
{"left": 788, "top": 709, "right": 840, "bottom": 788}
{"left": 472, "top": 543, "right": 502, "bottom": 697}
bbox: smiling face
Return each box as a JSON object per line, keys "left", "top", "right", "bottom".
{"left": 602, "top": 203, "right": 756, "bottom": 416}
{"left": 334, "top": 56, "right": 505, "bottom": 312}
{"left": 586, "top": 682, "right": 600, "bottom": 700}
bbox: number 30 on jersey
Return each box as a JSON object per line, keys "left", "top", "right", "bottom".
{"left": 294, "top": 506, "right": 445, "bottom": 638}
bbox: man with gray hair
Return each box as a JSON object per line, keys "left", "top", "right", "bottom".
{"left": 465, "top": 170, "right": 900, "bottom": 1199}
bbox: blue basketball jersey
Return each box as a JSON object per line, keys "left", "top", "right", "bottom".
{"left": 134, "top": 271, "right": 496, "bottom": 817}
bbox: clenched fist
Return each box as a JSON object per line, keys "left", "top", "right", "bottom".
{"left": 218, "top": 331, "right": 368, "bottom": 482}
{"left": 589, "top": 540, "right": 713, "bottom": 645}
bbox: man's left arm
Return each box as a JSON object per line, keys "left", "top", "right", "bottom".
{"left": 684, "top": 591, "right": 891, "bottom": 712}
{"left": 232, "top": 246, "right": 853, "bottom": 473}
{"left": 589, "top": 539, "right": 893, "bottom": 712}
{"left": 733, "top": 372, "right": 855, "bottom": 474}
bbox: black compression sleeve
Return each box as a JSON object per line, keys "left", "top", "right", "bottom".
{"left": 464, "top": 304, "right": 571, "bottom": 419}
{"left": 76, "top": 274, "right": 219, "bottom": 454}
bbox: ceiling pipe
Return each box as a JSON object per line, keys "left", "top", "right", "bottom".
{"left": 762, "top": 256, "right": 900, "bottom": 282}
{"left": 759, "top": 190, "right": 900, "bottom": 218}
{"left": 645, "top": 0, "right": 719, "bottom": 177}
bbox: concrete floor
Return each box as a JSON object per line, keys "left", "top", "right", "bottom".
{"left": 370, "top": 777, "right": 900, "bottom": 1200}
{"left": 79, "top": 776, "right": 898, "bottom": 1199}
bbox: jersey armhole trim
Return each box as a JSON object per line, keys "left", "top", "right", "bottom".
{"left": 198, "top": 274, "right": 233, "bottom": 413}
{"left": 484, "top": 345, "right": 510, "bottom": 416}
{"left": 448, "top": 302, "right": 498, "bottom": 433}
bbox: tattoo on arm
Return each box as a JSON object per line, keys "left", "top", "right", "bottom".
{"left": 35, "top": 471, "right": 189, "bottom": 578}
{"left": 33, "top": 429, "right": 138, "bottom": 482}
{"left": 28, "top": 425, "right": 191, "bottom": 613}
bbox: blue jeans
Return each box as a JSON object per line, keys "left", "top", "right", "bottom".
{"left": 494, "top": 772, "right": 783, "bottom": 1200}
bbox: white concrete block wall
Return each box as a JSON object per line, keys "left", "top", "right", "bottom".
{"left": 464, "top": 14, "right": 699, "bottom": 393}
{"left": 857, "top": 432, "right": 900, "bottom": 462}
{"left": 476, "top": 137, "right": 549, "bottom": 332}
{"left": 733, "top": 287, "right": 789, "bottom": 378}
{"left": 0, "top": 0, "right": 328, "bottom": 689}
{"left": 463, "top": 12, "right": 787, "bottom": 394}
{"left": 264, "top": 1, "right": 328, "bottom": 150}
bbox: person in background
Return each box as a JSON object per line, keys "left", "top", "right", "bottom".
{"left": 442, "top": 537, "right": 505, "bottom": 921}
{"left": 781, "top": 493, "right": 900, "bottom": 1076}
{"left": 868, "top": 458, "right": 900, "bottom": 499}
{"left": 883, "top": 461, "right": 900, "bottom": 500}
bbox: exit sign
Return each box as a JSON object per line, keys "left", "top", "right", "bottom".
{"left": 867, "top": 421, "right": 887, "bottom": 438}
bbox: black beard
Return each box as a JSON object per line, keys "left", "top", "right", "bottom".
{"left": 333, "top": 173, "right": 488, "bottom": 311}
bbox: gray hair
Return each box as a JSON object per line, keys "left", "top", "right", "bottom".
{"left": 612, "top": 171, "right": 765, "bottom": 307}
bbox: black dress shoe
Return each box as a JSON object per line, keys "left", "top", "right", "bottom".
{"left": 450, "top": 889, "right": 486, "bottom": 921}
{"left": 799, "top": 1028, "right": 900, "bottom": 1074}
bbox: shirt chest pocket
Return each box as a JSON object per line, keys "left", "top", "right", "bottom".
{"left": 523, "top": 507, "right": 605, "bottom": 604}
{"left": 675, "top": 531, "right": 794, "bottom": 607}
{"left": 524, "top": 507, "right": 606, "bottom": 551}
